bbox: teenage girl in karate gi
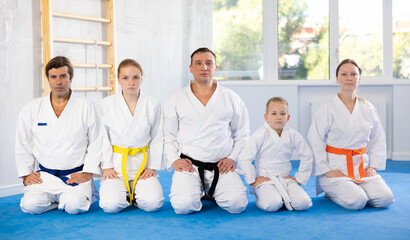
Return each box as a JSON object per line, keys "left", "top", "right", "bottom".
{"left": 307, "top": 59, "right": 394, "bottom": 210}
{"left": 99, "top": 59, "right": 164, "bottom": 213}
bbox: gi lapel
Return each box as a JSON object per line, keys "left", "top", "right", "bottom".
{"left": 182, "top": 83, "right": 221, "bottom": 145}
{"left": 334, "top": 96, "right": 360, "bottom": 148}
{"left": 37, "top": 93, "right": 76, "bottom": 162}
{"left": 117, "top": 92, "right": 146, "bottom": 147}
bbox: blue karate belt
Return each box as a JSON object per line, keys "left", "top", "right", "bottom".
{"left": 38, "top": 164, "right": 84, "bottom": 186}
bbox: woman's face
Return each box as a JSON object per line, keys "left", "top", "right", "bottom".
{"left": 336, "top": 63, "right": 361, "bottom": 92}
{"left": 118, "top": 65, "right": 143, "bottom": 97}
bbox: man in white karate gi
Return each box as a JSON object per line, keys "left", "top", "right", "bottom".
{"left": 164, "top": 47, "right": 249, "bottom": 214}
{"left": 15, "top": 56, "right": 102, "bottom": 215}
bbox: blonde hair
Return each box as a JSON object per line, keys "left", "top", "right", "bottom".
{"left": 266, "top": 97, "right": 288, "bottom": 113}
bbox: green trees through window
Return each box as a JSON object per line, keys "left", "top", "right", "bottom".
{"left": 212, "top": 0, "right": 410, "bottom": 81}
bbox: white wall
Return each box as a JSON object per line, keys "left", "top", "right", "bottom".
{"left": 392, "top": 85, "right": 410, "bottom": 160}
{"left": 0, "top": 0, "right": 42, "bottom": 195}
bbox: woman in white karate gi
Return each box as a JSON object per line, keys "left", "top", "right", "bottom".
{"left": 307, "top": 59, "right": 394, "bottom": 210}
{"left": 99, "top": 59, "right": 164, "bottom": 213}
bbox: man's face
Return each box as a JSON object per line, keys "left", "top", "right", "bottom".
{"left": 189, "top": 52, "right": 217, "bottom": 83}
{"left": 47, "top": 66, "right": 72, "bottom": 98}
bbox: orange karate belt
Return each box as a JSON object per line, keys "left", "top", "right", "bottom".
{"left": 326, "top": 145, "right": 366, "bottom": 182}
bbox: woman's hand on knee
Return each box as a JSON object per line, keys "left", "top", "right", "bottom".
{"left": 324, "top": 170, "right": 346, "bottom": 178}
{"left": 140, "top": 168, "right": 156, "bottom": 180}
{"left": 365, "top": 167, "right": 377, "bottom": 177}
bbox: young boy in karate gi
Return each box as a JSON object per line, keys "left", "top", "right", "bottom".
{"left": 238, "top": 97, "right": 313, "bottom": 212}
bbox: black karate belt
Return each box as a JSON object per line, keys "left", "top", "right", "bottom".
{"left": 180, "top": 154, "right": 219, "bottom": 201}
{"left": 39, "top": 164, "right": 84, "bottom": 186}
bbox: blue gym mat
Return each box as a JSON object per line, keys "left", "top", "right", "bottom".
{"left": 1, "top": 160, "right": 409, "bottom": 240}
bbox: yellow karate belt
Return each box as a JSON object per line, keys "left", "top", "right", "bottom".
{"left": 113, "top": 145, "right": 148, "bottom": 205}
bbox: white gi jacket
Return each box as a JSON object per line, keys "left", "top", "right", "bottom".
{"left": 238, "top": 123, "right": 313, "bottom": 185}
{"left": 307, "top": 95, "right": 386, "bottom": 178}
{"left": 163, "top": 81, "right": 250, "bottom": 169}
{"left": 15, "top": 93, "right": 102, "bottom": 177}
{"left": 101, "top": 92, "right": 164, "bottom": 179}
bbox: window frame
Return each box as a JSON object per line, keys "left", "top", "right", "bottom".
{"left": 220, "top": 0, "right": 409, "bottom": 85}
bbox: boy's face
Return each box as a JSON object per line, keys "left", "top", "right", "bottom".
{"left": 264, "top": 101, "right": 290, "bottom": 135}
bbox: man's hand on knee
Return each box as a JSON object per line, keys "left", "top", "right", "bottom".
{"left": 22, "top": 172, "right": 42, "bottom": 186}
{"left": 218, "top": 158, "right": 236, "bottom": 174}
{"left": 67, "top": 172, "right": 92, "bottom": 184}
{"left": 172, "top": 159, "right": 194, "bottom": 172}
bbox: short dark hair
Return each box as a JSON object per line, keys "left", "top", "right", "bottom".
{"left": 45, "top": 56, "right": 74, "bottom": 79}
{"left": 118, "top": 59, "right": 144, "bottom": 77}
{"left": 266, "top": 97, "right": 288, "bottom": 113}
{"left": 336, "top": 59, "right": 362, "bottom": 76}
{"left": 190, "top": 47, "right": 216, "bottom": 64}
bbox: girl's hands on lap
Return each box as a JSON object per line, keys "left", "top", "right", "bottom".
{"left": 140, "top": 168, "right": 156, "bottom": 180}
{"left": 103, "top": 168, "right": 119, "bottom": 180}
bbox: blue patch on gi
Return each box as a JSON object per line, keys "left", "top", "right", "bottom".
{"left": 38, "top": 123, "right": 47, "bottom": 126}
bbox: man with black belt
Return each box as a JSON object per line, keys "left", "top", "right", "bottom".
{"left": 15, "top": 56, "right": 102, "bottom": 214}
{"left": 164, "top": 48, "right": 250, "bottom": 214}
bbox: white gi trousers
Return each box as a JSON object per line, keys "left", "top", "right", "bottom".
{"left": 20, "top": 172, "right": 93, "bottom": 215}
{"left": 99, "top": 176, "right": 164, "bottom": 213}
{"left": 170, "top": 166, "right": 248, "bottom": 214}
{"left": 254, "top": 178, "right": 312, "bottom": 212}
{"left": 318, "top": 174, "right": 394, "bottom": 210}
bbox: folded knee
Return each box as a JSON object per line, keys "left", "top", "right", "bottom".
{"left": 338, "top": 194, "right": 368, "bottom": 210}
{"left": 99, "top": 200, "right": 127, "bottom": 213}
{"left": 256, "top": 198, "right": 282, "bottom": 212}
{"left": 291, "top": 198, "right": 313, "bottom": 211}
{"left": 20, "top": 192, "right": 51, "bottom": 214}
{"left": 59, "top": 192, "right": 90, "bottom": 215}
{"left": 370, "top": 191, "right": 395, "bottom": 208}
{"left": 170, "top": 194, "right": 201, "bottom": 215}
{"left": 217, "top": 193, "right": 248, "bottom": 214}
{"left": 137, "top": 197, "right": 164, "bottom": 212}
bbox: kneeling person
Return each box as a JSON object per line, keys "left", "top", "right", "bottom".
{"left": 238, "top": 97, "right": 313, "bottom": 212}
{"left": 15, "top": 56, "right": 102, "bottom": 215}
{"left": 99, "top": 59, "right": 164, "bottom": 213}
{"left": 164, "top": 48, "right": 249, "bottom": 214}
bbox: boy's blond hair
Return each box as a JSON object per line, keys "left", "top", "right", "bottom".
{"left": 266, "top": 97, "right": 288, "bottom": 113}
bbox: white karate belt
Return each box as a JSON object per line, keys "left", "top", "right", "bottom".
{"left": 263, "top": 173, "right": 293, "bottom": 211}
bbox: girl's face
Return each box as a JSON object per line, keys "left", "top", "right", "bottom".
{"left": 118, "top": 65, "right": 143, "bottom": 97}
{"left": 336, "top": 63, "right": 361, "bottom": 92}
